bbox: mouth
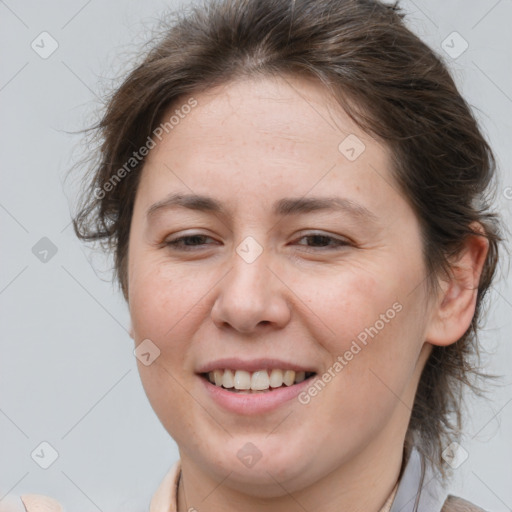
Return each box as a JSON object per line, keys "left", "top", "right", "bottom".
{"left": 199, "top": 369, "right": 317, "bottom": 393}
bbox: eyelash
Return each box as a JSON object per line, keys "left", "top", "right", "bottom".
{"left": 164, "top": 233, "right": 350, "bottom": 252}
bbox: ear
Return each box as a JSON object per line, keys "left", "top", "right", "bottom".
{"left": 129, "top": 324, "right": 134, "bottom": 340}
{"left": 425, "top": 222, "right": 489, "bottom": 347}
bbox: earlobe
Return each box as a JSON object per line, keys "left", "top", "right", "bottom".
{"left": 425, "top": 223, "right": 489, "bottom": 347}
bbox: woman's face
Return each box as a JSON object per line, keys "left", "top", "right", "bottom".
{"left": 127, "top": 75, "right": 435, "bottom": 495}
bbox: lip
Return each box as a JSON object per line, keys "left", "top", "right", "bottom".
{"left": 199, "top": 372, "right": 317, "bottom": 415}
{"left": 196, "top": 357, "right": 316, "bottom": 374}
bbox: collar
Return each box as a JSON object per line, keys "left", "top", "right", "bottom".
{"left": 389, "top": 445, "right": 447, "bottom": 512}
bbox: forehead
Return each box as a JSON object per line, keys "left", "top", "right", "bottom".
{"left": 138, "top": 74, "right": 399, "bottom": 218}
{"left": 153, "top": 74, "right": 376, "bottom": 155}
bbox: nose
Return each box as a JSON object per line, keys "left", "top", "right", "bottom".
{"left": 210, "top": 244, "right": 292, "bottom": 334}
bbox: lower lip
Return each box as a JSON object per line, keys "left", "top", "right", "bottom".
{"left": 199, "top": 375, "right": 316, "bottom": 415}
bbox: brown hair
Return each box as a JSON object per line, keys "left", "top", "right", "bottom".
{"left": 72, "top": 0, "right": 502, "bottom": 480}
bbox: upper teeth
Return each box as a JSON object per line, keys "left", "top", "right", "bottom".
{"left": 207, "top": 369, "right": 308, "bottom": 390}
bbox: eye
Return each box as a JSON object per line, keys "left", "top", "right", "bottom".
{"left": 293, "top": 232, "right": 350, "bottom": 251}
{"left": 163, "top": 232, "right": 350, "bottom": 252}
{"left": 165, "top": 234, "right": 217, "bottom": 251}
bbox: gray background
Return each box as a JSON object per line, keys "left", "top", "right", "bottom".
{"left": 1, "top": 0, "right": 511, "bottom": 510}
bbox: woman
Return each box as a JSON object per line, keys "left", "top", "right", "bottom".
{"left": 5, "top": 0, "right": 503, "bottom": 510}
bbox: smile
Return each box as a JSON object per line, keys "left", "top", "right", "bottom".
{"left": 201, "top": 369, "right": 316, "bottom": 393}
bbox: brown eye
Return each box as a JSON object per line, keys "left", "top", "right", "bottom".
{"left": 294, "top": 233, "right": 350, "bottom": 250}
{"left": 165, "top": 234, "right": 216, "bottom": 251}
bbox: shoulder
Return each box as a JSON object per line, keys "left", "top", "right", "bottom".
{"left": 441, "top": 494, "right": 489, "bottom": 512}
{"left": 0, "top": 495, "right": 63, "bottom": 512}
{"left": 1, "top": 495, "right": 147, "bottom": 512}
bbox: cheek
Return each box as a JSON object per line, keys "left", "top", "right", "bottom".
{"left": 129, "top": 257, "right": 205, "bottom": 343}
{"left": 295, "top": 263, "right": 425, "bottom": 406}
{"left": 295, "top": 268, "right": 401, "bottom": 351}
{"left": 128, "top": 260, "right": 206, "bottom": 436}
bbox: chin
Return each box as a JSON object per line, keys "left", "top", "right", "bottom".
{"left": 203, "top": 436, "right": 314, "bottom": 491}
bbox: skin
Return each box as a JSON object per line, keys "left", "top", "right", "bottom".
{"left": 127, "top": 74, "right": 488, "bottom": 512}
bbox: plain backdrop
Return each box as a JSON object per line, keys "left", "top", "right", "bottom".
{"left": 1, "top": 0, "right": 511, "bottom": 511}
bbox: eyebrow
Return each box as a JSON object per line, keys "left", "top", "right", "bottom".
{"left": 146, "top": 193, "right": 378, "bottom": 223}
